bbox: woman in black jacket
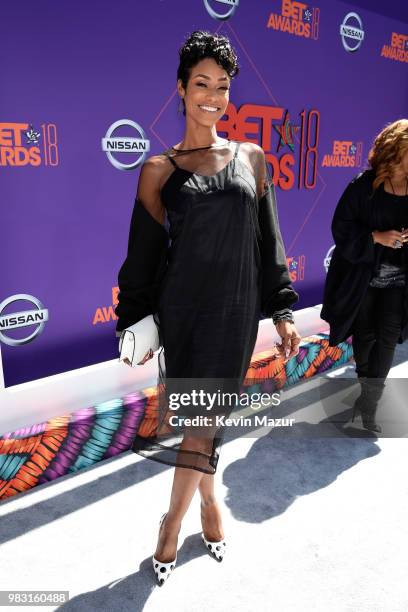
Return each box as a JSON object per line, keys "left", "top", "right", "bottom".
{"left": 321, "top": 119, "right": 408, "bottom": 432}
{"left": 114, "top": 31, "right": 301, "bottom": 584}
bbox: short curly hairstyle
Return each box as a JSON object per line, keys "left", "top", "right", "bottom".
{"left": 176, "top": 30, "right": 239, "bottom": 116}
{"left": 368, "top": 118, "right": 408, "bottom": 191}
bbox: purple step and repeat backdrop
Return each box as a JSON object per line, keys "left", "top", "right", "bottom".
{"left": 1, "top": 0, "right": 407, "bottom": 387}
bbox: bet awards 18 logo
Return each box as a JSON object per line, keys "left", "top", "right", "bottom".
{"left": 217, "top": 102, "right": 320, "bottom": 190}
{"left": 321, "top": 141, "right": 363, "bottom": 168}
{"left": 0, "top": 122, "right": 59, "bottom": 167}
{"left": 93, "top": 286, "right": 120, "bottom": 327}
{"left": 287, "top": 255, "right": 306, "bottom": 282}
{"left": 381, "top": 32, "right": 408, "bottom": 63}
{"left": 267, "top": 0, "right": 320, "bottom": 40}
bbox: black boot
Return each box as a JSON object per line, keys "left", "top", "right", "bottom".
{"left": 351, "top": 377, "right": 384, "bottom": 433}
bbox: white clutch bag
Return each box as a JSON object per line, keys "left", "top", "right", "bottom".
{"left": 118, "top": 314, "right": 160, "bottom": 367}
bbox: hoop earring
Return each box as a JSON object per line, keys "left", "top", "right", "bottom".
{"left": 178, "top": 98, "right": 184, "bottom": 114}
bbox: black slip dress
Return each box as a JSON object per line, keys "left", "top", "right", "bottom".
{"left": 116, "top": 139, "right": 299, "bottom": 473}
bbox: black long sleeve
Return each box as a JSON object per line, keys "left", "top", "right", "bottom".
{"left": 114, "top": 201, "right": 168, "bottom": 334}
{"left": 255, "top": 149, "right": 299, "bottom": 317}
{"left": 331, "top": 178, "right": 375, "bottom": 265}
{"left": 114, "top": 160, "right": 169, "bottom": 335}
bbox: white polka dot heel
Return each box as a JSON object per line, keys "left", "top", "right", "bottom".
{"left": 152, "top": 513, "right": 177, "bottom": 586}
{"left": 201, "top": 532, "right": 227, "bottom": 562}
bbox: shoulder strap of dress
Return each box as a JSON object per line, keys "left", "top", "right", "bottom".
{"left": 233, "top": 140, "right": 241, "bottom": 159}
{"left": 163, "top": 148, "right": 179, "bottom": 169}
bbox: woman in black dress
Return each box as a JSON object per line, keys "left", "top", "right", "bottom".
{"left": 321, "top": 119, "right": 408, "bottom": 433}
{"left": 115, "top": 31, "right": 300, "bottom": 584}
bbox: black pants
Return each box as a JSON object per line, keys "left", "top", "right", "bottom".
{"left": 351, "top": 285, "right": 405, "bottom": 379}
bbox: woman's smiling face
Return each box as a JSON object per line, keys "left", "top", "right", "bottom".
{"left": 177, "top": 57, "right": 231, "bottom": 126}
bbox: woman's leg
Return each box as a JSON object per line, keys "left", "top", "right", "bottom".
{"left": 351, "top": 286, "right": 376, "bottom": 378}
{"left": 351, "top": 286, "right": 405, "bottom": 431}
{"left": 352, "top": 285, "right": 404, "bottom": 379}
{"left": 368, "top": 286, "right": 405, "bottom": 378}
{"left": 198, "top": 474, "right": 224, "bottom": 541}
{"left": 154, "top": 432, "right": 217, "bottom": 562}
{"left": 350, "top": 287, "right": 381, "bottom": 430}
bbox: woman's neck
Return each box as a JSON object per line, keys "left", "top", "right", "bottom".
{"left": 384, "top": 175, "right": 408, "bottom": 196}
{"left": 176, "top": 123, "right": 227, "bottom": 150}
{"left": 175, "top": 137, "right": 228, "bottom": 150}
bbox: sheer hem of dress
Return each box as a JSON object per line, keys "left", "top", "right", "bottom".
{"left": 132, "top": 435, "right": 219, "bottom": 474}
{"left": 130, "top": 346, "right": 242, "bottom": 473}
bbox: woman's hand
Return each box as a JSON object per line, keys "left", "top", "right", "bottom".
{"left": 137, "top": 348, "right": 154, "bottom": 365}
{"left": 121, "top": 348, "right": 154, "bottom": 367}
{"left": 274, "top": 321, "right": 301, "bottom": 363}
{"left": 118, "top": 331, "right": 155, "bottom": 366}
{"left": 372, "top": 229, "right": 408, "bottom": 248}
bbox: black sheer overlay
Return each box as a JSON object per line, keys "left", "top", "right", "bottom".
{"left": 115, "top": 140, "right": 298, "bottom": 473}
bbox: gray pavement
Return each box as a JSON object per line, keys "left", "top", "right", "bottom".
{"left": 1, "top": 343, "right": 408, "bottom": 612}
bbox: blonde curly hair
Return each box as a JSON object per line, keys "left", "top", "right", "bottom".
{"left": 368, "top": 119, "right": 408, "bottom": 191}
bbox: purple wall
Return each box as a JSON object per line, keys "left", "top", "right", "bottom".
{"left": 1, "top": 0, "right": 407, "bottom": 386}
